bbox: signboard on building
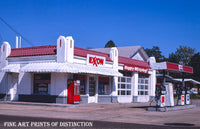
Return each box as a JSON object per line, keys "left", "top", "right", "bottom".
{"left": 87, "top": 54, "right": 105, "bottom": 67}
{"left": 124, "top": 65, "right": 149, "bottom": 74}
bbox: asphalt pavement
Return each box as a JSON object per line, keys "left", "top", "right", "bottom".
{"left": 0, "top": 115, "right": 199, "bottom": 129}
{"left": 0, "top": 100, "right": 200, "bottom": 129}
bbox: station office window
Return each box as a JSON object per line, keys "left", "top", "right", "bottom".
{"left": 98, "top": 76, "right": 110, "bottom": 95}
{"left": 89, "top": 76, "right": 96, "bottom": 96}
{"left": 78, "top": 75, "right": 86, "bottom": 95}
{"left": 138, "top": 74, "right": 149, "bottom": 95}
{"left": 33, "top": 73, "right": 51, "bottom": 95}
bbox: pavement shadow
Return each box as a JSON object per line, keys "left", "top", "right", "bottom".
{"left": 129, "top": 106, "right": 150, "bottom": 109}
{"left": 164, "top": 123, "right": 195, "bottom": 127}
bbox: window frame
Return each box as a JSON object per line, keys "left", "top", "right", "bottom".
{"left": 138, "top": 74, "right": 149, "bottom": 96}
{"left": 33, "top": 73, "right": 51, "bottom": 95}
{"left": 118, "top": 76, "right": 132, "bottom": 96}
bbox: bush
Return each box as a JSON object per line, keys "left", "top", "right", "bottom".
{"left": 190, "top": 94, "right": 200, "bottom": 99}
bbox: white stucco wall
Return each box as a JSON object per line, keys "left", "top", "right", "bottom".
{"left": 0, "top": 72, "right": 6, "bottom": 94}
{"left": 51, "top": 73, "right": 73, "bottom": 96}
{"left": 18, "top": 72, "right": 32, "bottom": 94}
{"left": 132, "top": 72, "right": 138, "bottom": 97}
{"left": 132, "top": 53, "right": 144, "bottom": 61}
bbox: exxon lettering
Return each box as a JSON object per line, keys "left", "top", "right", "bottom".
{"left": 89, "top": 57, "right": 104, "bottom": 67}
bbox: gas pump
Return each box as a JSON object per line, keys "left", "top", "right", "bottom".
{"left": 155, "top": 85, "right": 167, "bottom": 107}
{"left": 67, "top": 79, "right": 81, "bottom": 104}
{"left": 176, "top": 85, "right": 185, "bottom": 106}
{"left": 185, "top": 86, "right": 190, "bottom": 105}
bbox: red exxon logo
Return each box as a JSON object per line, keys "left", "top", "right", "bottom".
{"left": 89, "top": 56, "right": 104, "bottom": 67}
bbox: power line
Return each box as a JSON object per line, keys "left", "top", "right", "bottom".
{"left": 0, "top": 17, "right": 34, "bottom": 46}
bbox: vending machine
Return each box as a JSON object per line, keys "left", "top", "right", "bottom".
{"left": 67, "top": 79, "right": 80, "bottom": 104}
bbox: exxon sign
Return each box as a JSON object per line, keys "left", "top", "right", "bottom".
{"left": 87, "top": 54, "right": 105, "bottom": 67}
{"left": 179, "top": 65, "right": 183, "bottom": 72}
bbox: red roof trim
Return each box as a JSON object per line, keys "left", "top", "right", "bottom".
{"left": 118, "top": 56, "right": 150, "bottom": 69}
{"left": 74, "top": 47, "right": 112, "bottom": 62}
{"left": 9, "top": 45, "right": 57, "bottom": 57}
{"left": 8, "top": 45, "right": 151, "bottom": 70}
{"left": 9, "top": 45, "right": 112, "bottom": 62}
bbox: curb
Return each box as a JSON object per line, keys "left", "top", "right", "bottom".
{"left": 0, "top": 101, "right": 79, "bottom": 108}
{"left": 147, "top": 105, "right": 196, "bottom": 112}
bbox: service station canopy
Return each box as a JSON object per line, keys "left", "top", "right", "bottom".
{"left": 151, "top": 61, "right": 193, "bottom": 74}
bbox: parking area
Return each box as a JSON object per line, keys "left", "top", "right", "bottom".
{"left": 0, "top": 100, "right": 200, "bottom": 127}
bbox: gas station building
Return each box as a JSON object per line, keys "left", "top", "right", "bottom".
{"left": 0, "top": 35, "right": 195, "bottom": 104}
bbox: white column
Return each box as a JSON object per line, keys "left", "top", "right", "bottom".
{"left": 57, "top": 36, "right": 67, "bottom": 63}
{"left": 86, "top": 75, "right": 89, "bottom": 96}
{"left": 112, "top": 76, "right": 118, "bottom": 96}
{"left": 147, "top": 57, "right": 156, "bottom": 99}
{"left": 0, "top": 42, "right": 11, "bottom": 68}
{"left": 109, "top": 77, "right": 112, "bottom": 95}
{"left": 66, "top": 36, "right": 74, "bottom": 63}
{"left": 95, "top": 75, "right": 98, "bottom": 103}
{"left": 149, "top": 70, "right": 156, "bottom": 97}
{"left": 132, "top": 72, "right": 138, "bottom": 102}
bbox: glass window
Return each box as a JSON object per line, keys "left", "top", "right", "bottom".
{"left": 89, "top": 77, "right": 96, "bottom": 96}
{"left": 118, "top": 91, "right": 121, "bottom": 95}
{"left": 118, "top": 84, "right": 121, "bottom": 89}
{"left": 127, "top": 91, "right": 131, "bottom": 95}
{"left": 98, "top": 76, "right": 110, "bottom": 95}
{"left": 34, "top": 73, "right": 50, "bottom": 95}
{"left": 127, "top": 84, "right": 131, "bottom": 89}
{"left": 121, "top": 84, "right": 125, "bottom": 89}
{"left": 138, "top": 74, "right": 149, "bottom": 96}
{"left": 138, "top": 79, "right": 141, "bottom": 83}
{"left": 118, "top": 77, "right": 121, "bottom": 82}
{"left": 121, "top": 78, "right": 125, "bottom": 82}
{"left": 121, "top": 90, "right": 126, "bottom": 95}
{"left": 127, "top": 78, "right": 131, "bottom": 83}
{"left": 145, "top": 79, "right": 148, "bottom": 84}
{"left": 118, "top": 76, "right": 131, "bottom": 96}
{"left": 78, "top": 75, "right": 86, "bottom": 95}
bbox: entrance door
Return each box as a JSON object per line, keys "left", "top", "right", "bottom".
{"left": 88, "top": 76, "right": 96, "bottom": 103}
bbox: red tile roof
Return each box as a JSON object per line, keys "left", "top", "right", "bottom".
{"left": 9, "top": 45, "right": 112, "bottom": 62}
{"left": 9, "top": 45, "right": 150, "bottom": 69}
{"left": 9, "top": 45, "right": 56, "bottom": 57}
{"left": 74, "top": 47, "right": 112, "bottom": 62}
{"left": 119, "top": 56, "right": 150, "bottom": 69}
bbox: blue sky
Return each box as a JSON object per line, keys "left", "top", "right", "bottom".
{"left": 0, "top": 0, "right": 200, "bottom": 57}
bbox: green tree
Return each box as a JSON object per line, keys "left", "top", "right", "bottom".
{"left": 168, "top": 52, "right": 179, "bottom": 64}
{"left": 168, "top": 45, "right": 195, "bottom": 65}
{"left": 189, "top": 52, "right": 200, "bottom": 81}
{"left": 104, "top": 40, "right": 116, "bottom": 48}
{"left": 144, "top": 46, "right": 166, "bottom": 62}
